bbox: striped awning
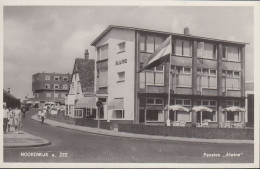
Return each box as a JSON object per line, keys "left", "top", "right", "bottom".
{"left": 75, "top": 97, "right": 96, "bottom": 109}
{"left": 108, "top": 98, "right": 124, "bottom": 110}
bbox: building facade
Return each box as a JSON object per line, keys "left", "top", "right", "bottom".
{"left": 245, "top": 82, "right": 254, "bottom": 127}
{"left": 91, "top": 25, "right": 247, "bottom": 128}
{"left": 65, "top": 50, "right": 96, "bottom": 118}
{"left": 32, "top": 72, "right": 71, "bottom": 104}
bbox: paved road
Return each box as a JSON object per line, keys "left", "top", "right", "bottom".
{"left": 4, "top": 112, "right": 254, "bottom": 163}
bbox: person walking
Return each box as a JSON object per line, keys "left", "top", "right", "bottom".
{"left": 7, "top": 108, "right": 14, "bottom": 132}
{"left": 40, "top": 109, "right": 46, "bottom": 124}
{"left": 13, "top": 107, "right": 22, "bottom": 134}
{"left": 3, "top": 103, "right": 9, "bottom": 134}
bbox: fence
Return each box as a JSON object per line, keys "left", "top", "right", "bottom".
{"left": 118, "top": 124, "right": 254, "bottom": 140}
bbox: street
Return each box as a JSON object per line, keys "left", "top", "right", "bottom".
{"left": 4, "top": 112, "right": 254, "bottom": 163}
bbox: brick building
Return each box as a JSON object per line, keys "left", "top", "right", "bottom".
{"left": 91, "top": 25, "right": 247, "bottom": 128}
{"left": 32, "top": 72, "right": 71, "bottom": 104}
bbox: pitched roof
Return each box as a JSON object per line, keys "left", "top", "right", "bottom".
{"left": 91, "top": 25, "right": 248, "bottom": 46}
{"left": 72, "top": 58, "right": 95, "bottom": 94}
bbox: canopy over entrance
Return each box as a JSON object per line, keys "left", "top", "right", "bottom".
{"left": 165, "top": 105, "right": 190, "bottom": 112}
{"left": 75, "top": 97, "right": 96, "bottom": 109}
{"left": 108, "top": 98, "right": 124, "bottom": 110}
{"left": 222, "top": 106, "right": 246, "bottom": 112}
{"left": 191, "top": 106, "right": 213, "bottom": 112}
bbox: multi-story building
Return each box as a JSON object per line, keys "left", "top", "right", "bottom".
{"left": 245, "top": 82, "right": 254, "bottom": 127}
{"left": 65, "top": 50, "right": 96, "bottom": 118}
{"left": 32, "top": 72, "right": 71, "bottom": 104}
{"left": 91, "top": 25, "right": 247, "bottom": 128}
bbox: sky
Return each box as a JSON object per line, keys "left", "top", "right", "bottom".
{"left": 3, "top": 6, "right": 254, "bottom": 100}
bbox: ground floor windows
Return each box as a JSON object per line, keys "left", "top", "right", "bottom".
{"left": 112, "top": 110, "right": 125, "bottom": 119}
{"left": 196, "top": 100, "right": 217, "bottom": 122}
{"left": 146, "top": 110, "right": 164, "bottom": 122}
{"left": 74, "top": 109, "right": 83, "bottom": 118}
{"left": 169, "top": 99, "right": 191, "bottom": 122}
{"left": 226, "top": 111, "right": 241, "bottom": 122}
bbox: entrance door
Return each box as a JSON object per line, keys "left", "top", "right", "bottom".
{"left": 139, "top": 109, "right": 145, "bottom": 123}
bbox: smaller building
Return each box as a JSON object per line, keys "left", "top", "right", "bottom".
{"left": 32, "top": 72, "right": 71, "bottom": 104}
{"left": 65, "top": 50, "right": 96, "bottom": 118}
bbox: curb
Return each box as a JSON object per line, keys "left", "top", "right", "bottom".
{"left": 4, "top": 140, "right": 51, "bottom": 148}
{"left": 30, "top": 115, "right": 254, "bottom": 145}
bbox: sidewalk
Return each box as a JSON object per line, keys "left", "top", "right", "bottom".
{"left": 31, "top": 115, "right": 253, "bottom": 144}
{"left": 4, "top": 128, "right": 51, "bottom": 148}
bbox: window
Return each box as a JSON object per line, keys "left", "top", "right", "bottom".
{"left": 54, "top": 93, "right": 58, "bottom": 98}
{"left": 176, "top": 66, "right": 192, "bottom": 87}
{"left": 174, "top": 39, "right": 191, "bottom": 57}
{"left": 222, "top": 70, "right": 240, "bottom": 90}
{"left": 197, "top": 42, "right": 217, "bottom": 59}
{"left": 170, "top": 99, "right": 192, "bottom": 122}
{"left": 45, "top": 84, "right": 50, "bottom": 89}
{"left": 226, "top": 100, "right": 240, "bottom": 107}
{"left": 63, "top": 76, "right": 68, "bottom": 81}
{"left": 146, "top": 98, "right": 164, "bottom": 105}
{"left": 118, "top": 42, "right": 125, "bottom": 53}
{"left": 86, "top": 108, "right": 91, "bottom": 116}
{"left": 139, "top": 34, "right": 164, "bottom": 53}
{"left": 74, "top": 109, "right": 83, "bottom": 118}
{"left": 196, "top": 100, "right": 217, "bottom": 122}
{"left": 97, "top": 44, "right": 108, "bottom": 60}
{"left": 117, "top": 72, "right": 125, "bottom": 82}
{"left": 45, "top": 75, "right": 50, "bottom": 80}
{"left": 112, "top": 110, "right": 125, "bottom": 119}
{"left": 223, "top": 46, "right": 240, "bottom": 62}
{"left": 98, "top": 69, "right": 108, "bottom": 87}
{"left": 197, "top": 68, "right": 217, "bottom": 89}
{"left": 54, "top": 84, "right": 59, "bottom": 89}
{"left": 225, "top": 101, "right": 242, "bottom": 122}
{"left": 98, "top": 98, "right": 107, "bottom": 103}
{"left": 146, "top": 110, "right": 164, "bottom": 122}
{"left": 54, "top": 76, "right": 59, "bottom": 81}
{"left": 63, "top": 84, "right": 68, "bottom": 90}
{"left": 46, "top": 93, "right": 51, "bottom": 98}
{"left": 146, "top": 65, "right": 164, "bottom": 86}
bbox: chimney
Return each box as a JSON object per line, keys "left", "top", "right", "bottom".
{"left": 84, "top": 49, "right": 89, "bottom": 60}
{"left": 184, "top": 27, "right": 190, "bottom": 35}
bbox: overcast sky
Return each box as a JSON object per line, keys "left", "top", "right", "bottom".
{"left": 4, "top": 6, "right": 254, "bottom": 100}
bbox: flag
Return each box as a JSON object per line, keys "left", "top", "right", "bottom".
{"left": 139, "top": 35, "right": 171, "bottom": 72}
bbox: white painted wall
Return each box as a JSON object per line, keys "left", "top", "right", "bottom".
{"left": 95, "top": 28, "right": 136, "bottom": 121}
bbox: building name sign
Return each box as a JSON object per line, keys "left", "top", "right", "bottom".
{"left": 115, "top": 59, "right": 127, "bottom": 66}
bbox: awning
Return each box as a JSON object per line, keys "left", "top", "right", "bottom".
{"left": 108, "top": 98, "right": 124, "bottom": 110}
{"left": 26, "top": 101, "right": 33, "bottom": 104}
{"left": 75, "top": 97, "right": 96, "bottom": 109}
{"left": 165, "top": 105, "right": 190, "bottom": 112}
{"left": 191, "top": 106, "right": 213, "bottom": 112}
{"left": 222, "top": 106, "right": 246, "bottom": 112}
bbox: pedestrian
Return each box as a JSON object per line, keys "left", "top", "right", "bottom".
{"left": 13, "top": 107, "right": 22, "bottom": 134}
{"left": 40, "top": 109, "right": 46, "bottom": 124}
{"left": 7, "top": 108, "right": 14, "bottom": 132}
{"left": 21, "top": 107, "right": 26, "bottom": 118}
{"left": 3, "top": 103, "right": 9, "bottom": 134}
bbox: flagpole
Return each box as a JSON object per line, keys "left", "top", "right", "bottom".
{"left": 167, "top": 35, "right": 172, "bottom": 126}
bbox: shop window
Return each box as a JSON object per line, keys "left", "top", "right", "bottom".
{"left": 146, "top": 110, "right": 164, "bottom": 122}
{"left": 97, "top": 44, "right": 108, "bottom": 61}
{"left": 118, "top": 42, "right": 125, "bottom": 53}
{"left": 196, "top": 100, "right": 217, "bottom": 122}
{"left": 226, "top": 111, "right": 241, "bottom": 122}
{"left": 112, "top": 110, "right": 125, "bottom": 119}
{"left": 172, "top": 99, "right": 192, "bottom": 122}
